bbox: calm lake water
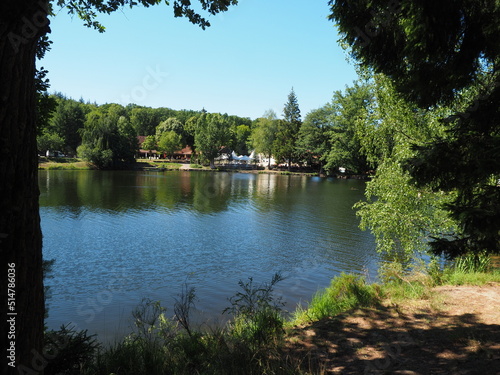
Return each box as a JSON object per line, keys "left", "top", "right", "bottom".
{"left": 39, "top": 170, "right": 378, "bottom": 341}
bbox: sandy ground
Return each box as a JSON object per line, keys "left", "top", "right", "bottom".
{"left": 285, "top": 283, "right": 500, "bottom": 374}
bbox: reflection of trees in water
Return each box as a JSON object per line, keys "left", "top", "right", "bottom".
{"left": 38, "top": 171, "right": 368, "bottom": 220}
{"left": 39, "top": 171, "right": 235, "bottom": 215}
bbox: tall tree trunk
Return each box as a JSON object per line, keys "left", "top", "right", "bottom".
{"left": 1, "top": 1, "right": 48, "bottom": 373}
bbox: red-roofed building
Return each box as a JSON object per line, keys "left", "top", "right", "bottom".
{"left": 137, "top": 136, "right": 193, "bottom": 160}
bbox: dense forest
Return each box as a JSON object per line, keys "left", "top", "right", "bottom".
{"left": 37, "top": 83, "right": 375, "bottom": 174}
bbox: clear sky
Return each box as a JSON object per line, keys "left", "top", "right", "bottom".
{"left": 41, "top": 0, "right": 359, "bottom": 120}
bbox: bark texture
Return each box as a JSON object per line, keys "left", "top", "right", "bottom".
{"left": 0, "top": 1, "right": 48, "bottom": 373}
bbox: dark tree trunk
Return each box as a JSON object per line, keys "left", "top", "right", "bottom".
{"left": 1, "top": 1, "right": 48, "bottom": 373}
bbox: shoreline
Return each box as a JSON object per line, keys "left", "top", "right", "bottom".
{"left": 38, "top": 157, "right": 371, "bottom": 179}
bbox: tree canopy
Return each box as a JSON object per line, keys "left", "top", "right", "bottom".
{"left": 330, "top": 0, "right": 500, "bottom": 258}
{"left": 194, "top": 112, "right": 232, "bottom": 168}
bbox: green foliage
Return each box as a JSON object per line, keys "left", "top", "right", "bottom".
{"left": 88, "top": 274, "right": 298, "bottom": 375}
{"left": 378, "top": 254, "right": 500, "bottom": 304}
{"left": 273, "top": 89, "right": 302, "bottom": 170}
{"left": 77, "top": 144, "right": 114, "bottom": 169}
{"left": 44, "top": 324, "right": 100, "bottom": 375}
{"left": 224, "top": 273, "right": 285, "bottom": 347}
{"left": 324, "top": 81, "right": 374, "bottom": 174}
{"left": 36, "top": 91, "right": 57, "bottom": 135}
{"left": 293, "top": 273, "right": 380, "bottom": 324}
{"left": 157, "top": 131, "right": 183, "bottom": 158}
{"left": 78, "top": 105, "right": 137, "bottom": 168}
{"left": 37, "top": 130, "right": 65, "bottom": 154}
{"left": 194, "top": 113, "right": 232, "bottom": 168}
{"left": 296, "top": 106, "right": 333, "bottom": 172}
{"left": 156, "top": 117, "right": 183, "bottom": 136}
{"left": 130, "top": 106, "right": 170, "bottom": 136}
{"left": 141, "top": 134, "right": 157, "bottom": 152}
{"left": 49, "top": 96, "right": 87, "bottom": 154}
{"left": 354, "top": 76, "right": 458, "bottom": 259}
{"left": 440, "top": 269, "right": 500, "bottom": 286}
{"left": 331, "top": 1, "right": 500, "bottom": 258}
{"left": 250, "top": 110, "right": 278, "bottom": 168}
{"left": 377, "top": 260, "right": 433, "bottom": 301}
{"left": 453, "top": 251, "right": 491, "bottom": 273}
{"left": 232, "top": 124, "right": 252, "bottom": 156}
{"left": 58, "top": 0, "right": 239, "bottom": 32}
{"left": 330, "top": 1, "right": 500, "bottom": 107}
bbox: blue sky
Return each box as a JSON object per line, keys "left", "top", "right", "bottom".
{"left": 42, "top": 0, "right": 359, "bottom": 120}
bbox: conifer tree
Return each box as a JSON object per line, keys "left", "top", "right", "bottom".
{"left": 274, "top": 88, "right": 302, "bottom": 171}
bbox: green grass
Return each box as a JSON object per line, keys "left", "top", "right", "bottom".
{"left": 136, "top": 159, "right": 184, "bottom": 169}
{"left": 440, "top": 269, "right": 500, "bottom": 285}
{"left": 39, "top": 160, "right": 92, "bottom": 170}
{"left": 161, "top": 163, "right": 183, "bottom": 170}
{"left": 189, "top": 163, "right": 204, "bottom": 169}
{"left": 377, "top": 253, "right": 500, "bottom": 304}
{"left": 291, "top": 273, "right": 381, "bottom": 325}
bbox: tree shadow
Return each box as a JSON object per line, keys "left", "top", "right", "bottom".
{"left": 284, "top": 304, "right": 500, "bottom": 374}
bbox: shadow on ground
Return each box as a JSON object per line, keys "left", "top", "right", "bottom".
{"left": 285, "top": 303, "right": 500, "bottom": 374}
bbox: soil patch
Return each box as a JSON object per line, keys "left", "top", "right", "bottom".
{"left": 285, "top": 283, "right": 500, "bottom": 374}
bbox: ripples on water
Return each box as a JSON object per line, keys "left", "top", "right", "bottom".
{"left": 40, "top": 170, "right": 377, "bottom": 342}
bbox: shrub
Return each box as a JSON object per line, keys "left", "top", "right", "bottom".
{"left": 44, "top": 325, "right": 99, "bottom": 375}
{"left": 224, "top": 273, "right": 286, "bottom": 347}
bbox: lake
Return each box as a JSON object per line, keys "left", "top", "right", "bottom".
{"left": 39, "top": 170, "right": 378, "bottom": 342}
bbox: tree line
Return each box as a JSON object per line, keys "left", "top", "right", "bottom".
{"left": 38, "top": 85, "right": 376, "bottom": 174}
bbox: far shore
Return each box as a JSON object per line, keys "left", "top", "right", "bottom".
{"left": 38, "top": 157, "right": 371, "bottom": 179}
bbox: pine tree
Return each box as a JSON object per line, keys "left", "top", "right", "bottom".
{"left": 274, "top": 88, "right": 302, "bottom": 171}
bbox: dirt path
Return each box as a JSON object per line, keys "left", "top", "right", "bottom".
{"left": 285, "top": 283, "right": 500, "bottom": 374}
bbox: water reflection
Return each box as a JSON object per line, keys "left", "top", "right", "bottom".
{"left": 39, "top": 170, "right": 377, "bottom": 342}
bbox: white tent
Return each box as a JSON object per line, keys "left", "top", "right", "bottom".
{"left": 231, "top": 151, "right": 254, "bottom": 162}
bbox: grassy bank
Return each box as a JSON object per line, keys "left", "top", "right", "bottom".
{"left": 38, "top": 158, "right": 325, "bottom": 175}
{"left": 43, "top": 255, "right": 500, "bottom": 374}
{"left": 38, "top": 157, "right": 94, "bottom": 170}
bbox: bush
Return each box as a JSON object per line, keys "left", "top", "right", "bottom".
{"left": 224, "top": 273, "right": 286, "bottom": 347}
{"left": 44, "top": 325, "right": 99, "bottom": 375}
